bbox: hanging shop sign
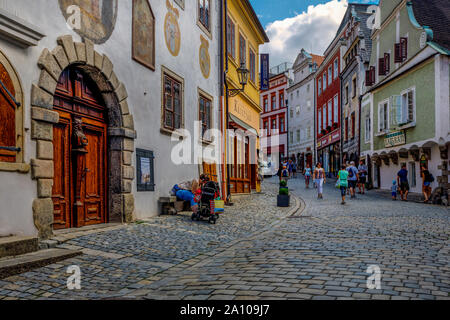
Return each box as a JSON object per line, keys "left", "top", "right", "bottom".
{"left": 384, "top": 131, "right": 406, "bottom": 148}
{"left": 260, "top": 54, "right": 269, "bottom": 91}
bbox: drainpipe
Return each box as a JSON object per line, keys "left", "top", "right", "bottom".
{"left": 224, "top": 0, "right": 233, "bottom": 205}
{"left": 219, "top": 0, "right": 225, "bottom": 200}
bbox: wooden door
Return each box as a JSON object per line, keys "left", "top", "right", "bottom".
{"left": 52, "top": 68, "right": 107, "bottom": 230}
{"left": 0, "top": 62, "right": 16, "bottom": 163}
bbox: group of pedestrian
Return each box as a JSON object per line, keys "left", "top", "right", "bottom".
{"left": 393, "top": 164, "right": 434, "bottom": 203}
{"left": 277, "top": 158, "right": 298, "bottom": 182}
{"left": 336, "top": 160, "right": 366, "bottom": 204}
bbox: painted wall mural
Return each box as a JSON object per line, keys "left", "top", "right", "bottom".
{"left": 132, "top": 0, "right": 155, "bottom": 70}
{"left": 59, "top": 0, "right": 118, "bottom": 44}
{"left": 199, "top": 35, "right": 210, "bottom": 79}
{"left": 164, "top": 0, "right": 181, "bottom": 57}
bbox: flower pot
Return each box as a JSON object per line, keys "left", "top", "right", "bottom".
{"left": 277, "top": 194, "right": 290, "bottom": 207}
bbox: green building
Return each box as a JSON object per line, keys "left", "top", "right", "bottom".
{"left": 360, "top": 0, "right": 449, "bottom": 200}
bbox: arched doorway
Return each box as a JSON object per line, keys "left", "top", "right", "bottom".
{"left": 52, "top": 67, "right": 107, "bottom": 229}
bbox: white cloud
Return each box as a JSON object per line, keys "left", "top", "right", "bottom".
{"left": 261, "top": 0, "right": 349, "bottom": 67}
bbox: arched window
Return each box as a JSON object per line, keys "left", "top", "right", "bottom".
{"left": 0, "top": 51, "right": 24, "bottom": 171}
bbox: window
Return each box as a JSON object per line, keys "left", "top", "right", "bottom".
{"left": 333, "top": 95, "right": 338, "bottom": 123}
{"left": 226, "top": 16, "right": 235, "bottom": 59}
{"left": 249, "top": 48, "right": 256, "bottom": 83}
{"left": 307, "top": 127, "right": 311, "bottom": 139}
{"left": 365, "top": 114, "right": 371, "bottom": 142}
{"left": 352, "top": 78, "right": 357, "bottom": 98}
{"left": 199, "top": 94, "right": 212, "bottom": 139}
{"left": 366, "top": 66, "right": 376, "bottom": 86}
{"left": 163, "top": 71, "right": 183, "bottom": 131}
{"left": 400, "top": 88, "right": 415, "bottom": 125}
{"left": 198, "top": 0, "right": 210, "bottom": 31}
{"left": 263, "top": 97, "right": 268, "bottom": 112}
{"left": 263, "top": 120, "right": 269, "bottom": 135}
{"left": 307, "top": 84, "right": 310, "bottom": 93}
{"left": 322, "top": 105, "right": 326, "bottom": 131}
{"left": 408, "top": 162, "right": 416, "bottom": 188}
{"left": 318, "top": 108, "right": 322, "bottom": 132}
{"left": 271, "top": 118, "right": 277, "bottom": 131}
{"left": 378, "top": 100, "right": 389, "bottom": 132}
{"left": 351, "top": 112, "right": 355, "bottom": 138}
{"left": 296, "top": 129, "right": 300, "bottom": 142}
{"left": 296, "top": 90, "right": 299, "bottom": 98}
{"left": 0, "top": 60, "right": 22, "bottom": 164}
{"left": 279, "top": 92, "right": 284, "bottom": 108}
{"left": 290, "top": 131, "right": 294, "bottom": 144}
{"left": 328, "top": 66, "right": 332, "bottom": 85}
{"left": 334, "top": 59, "right": 338, "bottom": 78}
{"left": 395, "top": 37, "right": 408, "bottom": 63}
{"left": 296, "top": 106, "right": 300, "bottom": 115}
{"left": 318, "top": 79, "right": 322, "bottom": 95}
{"left": 384, "top": 53, "right": 390, "bottom": 74}
{"left": 271, "top": 94, "right": 276, "bottom": 111}
{"left": 239, "top": 33, "right": 246, "bottom": 66}
{"left": 279, "top": 117, "right": 285, "bottom": 132}
{"left": 345, "top": 117, "right": 349, "bottom": 141}
{"left": 290, "top": 108, "right": 294, "bottom": 118}
{"left": 327, "top": 100, "right": 332, "bottom": 127}
{"left": 323, "top": 73, "right": 327, "bottom": 91}
{"left": 345, "top": 85, "right": 349, "bottom": 105}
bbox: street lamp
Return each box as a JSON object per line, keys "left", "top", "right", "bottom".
{"left": 228, "top": 63, "right": 249, "bottom": 97}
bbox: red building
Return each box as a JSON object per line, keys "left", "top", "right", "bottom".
{"left": 260, "top": 63, "right": 291, "bottom": 170}
{"left": 315, "top": 20, "right": 349, "bottom": 176}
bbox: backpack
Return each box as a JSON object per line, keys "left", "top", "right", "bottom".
{"left": 348, "top": 167, "right": 354, "bottom": 178}
{"left": 282, "top": 169, "right": 289, "bottom": 177}
{"left": 426, "top": 172, "right": 435, "bottom": 183}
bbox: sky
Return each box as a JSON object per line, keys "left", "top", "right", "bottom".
{"left": 249, "top": 0, "right": 379, "bottom": 67}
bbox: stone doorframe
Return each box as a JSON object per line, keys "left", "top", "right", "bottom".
{"left": 31, "top": 35, "right": 136, "bottom": 239}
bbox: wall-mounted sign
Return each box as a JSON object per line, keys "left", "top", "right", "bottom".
{"left": 59, "top": 0, "right": 118, "bottom": 44}
{"left": 136, "top": 149, "right": 155, "bottom": 192}
{"left": 260, "top": 54, "right": 269, "bottom": 91}
{"left": 318, "top": 130, "right": 340, "bottom": 150}
{"left": 164, "top": 0, "right": 181, "bottom": 57}
{"left": 384, "top": 131, "right": 406, "bottom": 148}
{"left": 199, "top": 35, "right": 210, "bottom": 79}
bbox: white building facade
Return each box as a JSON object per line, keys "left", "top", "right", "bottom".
{"left": 287, "top": 50, "right": 323, "bottom": 171}
{"left": 0, "top": 0, "right": 221, "bottom": 239}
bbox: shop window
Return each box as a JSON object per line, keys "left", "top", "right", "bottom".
{"left": 0, "top": 56, "right": 24, "bottom": 168}
{"left": 162, "top": 68, "right": 184, "bottom": 132}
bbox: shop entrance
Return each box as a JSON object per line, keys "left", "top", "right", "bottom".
{"left": 52, "top": 68, "right": 107, "bottom": 230}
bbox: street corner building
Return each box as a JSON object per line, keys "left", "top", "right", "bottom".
{"left": 223, "top": 0, "right": 269, "bottom": 195}
{"left": 0, "top": 0, "right": 225, "bottom": 243}
{"left": 360, "top": 0, "right": 450, "bottom": 197}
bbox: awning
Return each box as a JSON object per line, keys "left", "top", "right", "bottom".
{"left": 228, "top": 114, "right": 257, "bottom": 136}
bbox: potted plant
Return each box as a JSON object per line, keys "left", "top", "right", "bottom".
{"left": 277, "top": 180, "right": 290, "bottom": 207}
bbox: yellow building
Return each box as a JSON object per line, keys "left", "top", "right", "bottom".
{"left": 222, "top": 0, "right": 269, "bottom": 196}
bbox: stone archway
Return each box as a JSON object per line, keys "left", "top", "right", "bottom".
{"left": 31, "top": 35, "right": 136, "bottom": 239}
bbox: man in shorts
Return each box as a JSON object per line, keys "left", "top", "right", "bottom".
{"left": 346, "top": 161, "right": 359, "bottom": 199}
{"left": 397, "top": 164, "right": 409, "bottom": 201}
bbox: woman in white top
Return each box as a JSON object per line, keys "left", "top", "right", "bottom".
{"left": 313, "top": 162, "right": 326, "bottom": 199}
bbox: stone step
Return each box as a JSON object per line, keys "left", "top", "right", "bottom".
{"left": 0, "top": 248, "right": 82, "bottom": 279}
{"left": 0, "top": 236, "right": 39, "bottom": 259}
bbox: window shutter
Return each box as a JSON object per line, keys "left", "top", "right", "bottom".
{"left": 378, "top": 58, "right": 385, "bottom": 76}
{"left": 400, "top": 37, "right": 408, "bottom": 61}
{"left": 365, "top": 70, "right": 371, "bottom": 86}
{"left": 394, "top": 43, "right": 402, "bottom": 63}
{"left": 370, "top": 66, "right": 376, "bottom": 84}
{"left": 392, "top": 95, "right": 402, "bottom": 127}
{"left": 384, "top": 53, "right": 390, "bottom": 74}
{"left": 407, "top": 90, "right": 414, "bottom": 122}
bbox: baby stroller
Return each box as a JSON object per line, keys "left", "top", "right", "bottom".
{"left": 191, "top": 181, "right": 221, "bottom": 224}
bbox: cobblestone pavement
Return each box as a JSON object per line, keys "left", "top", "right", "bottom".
{"left": 0, "top": 182, "right": 292, "bottom": 300}
{"left": 1, "top": 178, "right": 449, "bottom": 300}
{"left": 118, "top": 177, "right": 449, "bottom": 301}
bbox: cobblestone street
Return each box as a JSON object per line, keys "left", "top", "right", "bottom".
{"left": 1, "top": 177, "right": 449, "bottom": 300}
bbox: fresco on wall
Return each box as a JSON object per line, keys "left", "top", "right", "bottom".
{"left": 164, "top": 0, "right": 181, "bottom": 57}
{"left": 199, "top": 35, "right": 210, "bottom": 79}
{"left": 132, "top": 0, "right": 155, "bottom": 70}
{"left": 59, "top": 0, "right": 118, "bottom": 44}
